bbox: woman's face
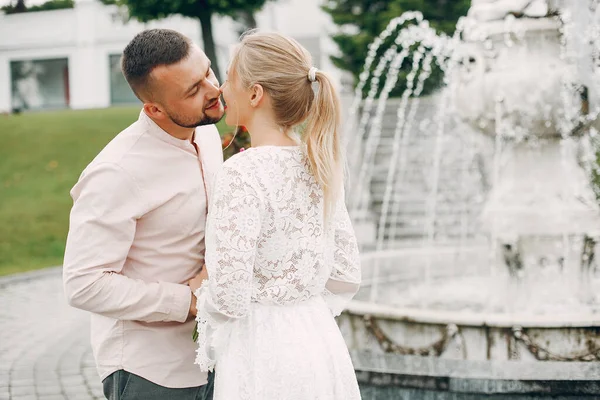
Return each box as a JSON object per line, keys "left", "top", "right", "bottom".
{"left": 220, "top": 67, "right": 253, "bottom": 128}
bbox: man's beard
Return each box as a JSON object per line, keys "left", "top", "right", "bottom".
{"left": 170, "top": 113, "right": 221, "bottom": 128}
{"left": 166, "top": 100, "right": 223, "bottom": 128}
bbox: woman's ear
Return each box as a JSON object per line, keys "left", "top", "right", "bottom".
{"left": 250, "top": 84, "right": 264, "bottom": 107}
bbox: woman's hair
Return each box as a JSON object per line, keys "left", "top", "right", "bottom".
{"left": 230, "top": 30, "right": 343, "bottom": 220}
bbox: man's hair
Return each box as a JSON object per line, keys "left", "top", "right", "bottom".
{"left": 121, "top": 29, "right": 191, "bottom": 101}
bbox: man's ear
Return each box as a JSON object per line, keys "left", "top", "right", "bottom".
{"left": 140, "top": 76, "right": 165, "bottom": 118}
{"left": 250, "top": 84, "right": 265, "bottom": 107}
{"left": 143, "top": 102, "right": 167, "bottom": 120}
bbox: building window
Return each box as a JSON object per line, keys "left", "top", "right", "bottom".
{"left": 109, "top": 54, "right": 139, "bottom": 105}
{"left": 10, "top": 58, "right": 70, "bottom": 112}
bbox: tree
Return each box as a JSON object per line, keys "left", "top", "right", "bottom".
{"left": 233, "top": 10, "right": 258, "bottom": 37}
{"left": 107, "top": 0, "right": 270, "bottom": 83}
{"left": 15, "top": 0, "right": 26, "bottom": 12}
{"left": 323, "top": 0, "right": 471, "bottom": 97}
{"left": 233, "top": 1, "right": 280, "bottom": 39}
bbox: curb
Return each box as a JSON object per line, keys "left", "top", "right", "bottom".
{"left": 0, "top": 266, "right": 62, "bottom": 288}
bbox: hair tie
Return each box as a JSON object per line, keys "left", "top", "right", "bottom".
{"left": 308, "top": 67, "right": 318, "bottom": 82}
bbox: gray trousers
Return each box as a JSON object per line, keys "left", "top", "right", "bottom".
{"left": 103, "top": 370, "right": 214, "bottom": 400}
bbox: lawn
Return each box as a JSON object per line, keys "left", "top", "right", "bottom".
{"left": 0, "top": 107, "right": 230, "bottom": 276}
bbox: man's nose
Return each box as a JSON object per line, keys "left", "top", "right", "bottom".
{"left": 204, "top": 78, "right": 220, "bottom": 93}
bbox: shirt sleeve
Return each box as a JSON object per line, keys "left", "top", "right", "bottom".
{"left": 322, "top": 193, "right": 362, "bottom": 317}
{"left": 63, "top": 162, "right": 191, "bottom": 323}
{"left": 194, "top": 163, "right": 261, "bottom": 371}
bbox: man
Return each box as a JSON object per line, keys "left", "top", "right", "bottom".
{"left": 63, "top": 29, "right": 224, "bottom": 399}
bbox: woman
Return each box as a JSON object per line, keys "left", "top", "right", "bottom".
{"left": 191, "top": 31, "right": 362, "bottom": 399}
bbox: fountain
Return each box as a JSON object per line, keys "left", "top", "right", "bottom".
{"left": 342, "top": 1, "right": 600, "bottom": 398}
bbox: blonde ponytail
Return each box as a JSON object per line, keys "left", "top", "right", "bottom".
{"left": 304, "top": 70, "right": 343, "bottom": 221}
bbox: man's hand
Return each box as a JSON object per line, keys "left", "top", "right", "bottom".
{"left": 188, "top": 291, "right": 198, "bottom": 319}
{"left": 188, "top": 265, "right": 209, "bottom": 293}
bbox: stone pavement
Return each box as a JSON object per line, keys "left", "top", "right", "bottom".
{"left": 0, "top": 268, "right": 103, "bottom": 400}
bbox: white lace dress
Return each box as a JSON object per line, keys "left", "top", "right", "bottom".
{"left": 194, "top": 146, "right": 362, "bottom": 400}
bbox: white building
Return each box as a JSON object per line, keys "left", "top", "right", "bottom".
{"left": 0, "top": 0, "right": 343, "bottom": 112}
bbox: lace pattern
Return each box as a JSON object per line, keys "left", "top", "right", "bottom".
{"left": 194, "top": 282, "right": 216, "bottom": 372}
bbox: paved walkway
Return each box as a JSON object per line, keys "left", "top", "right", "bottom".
{"left": 0, "top": 268, "right": 103, "bottom": 400}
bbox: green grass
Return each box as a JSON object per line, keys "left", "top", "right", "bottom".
{"left": 0, "top": 107, "right": 230, "bottom": 276}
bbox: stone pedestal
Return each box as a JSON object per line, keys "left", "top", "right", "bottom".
{"left": 453, "top": 11, "right": 600, "bottom": 296}
{"left": 482, "top": 139, "right": 600, "bottom": 304}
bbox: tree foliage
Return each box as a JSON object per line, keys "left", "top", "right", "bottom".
{"left": 105, "top": 0, "right": 270, "bottom": 83}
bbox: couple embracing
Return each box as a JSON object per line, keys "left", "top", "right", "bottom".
{"left": 63, "top": 28, "right": 361, "bottom": 400}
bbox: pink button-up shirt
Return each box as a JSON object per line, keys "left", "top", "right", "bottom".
{"left": 63, "top": 110, "right": 223, "bottom": 388}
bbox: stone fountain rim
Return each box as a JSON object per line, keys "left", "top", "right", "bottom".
{"left": 351, "top": 350, "right": 600, "bottom": 382}
{"left": 347, "top": 299, "right": 600, "bottom": 328}
{"left": 350, "top": 351, "right": 600, "bottom": 395}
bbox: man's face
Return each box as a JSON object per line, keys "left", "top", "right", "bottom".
{"left": 150, "top": 44, "right": 224, "bottom": 128}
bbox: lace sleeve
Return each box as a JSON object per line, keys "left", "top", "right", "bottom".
{"left": 323, "top": 193, "right": 362, "bottom": 317}
{"left": 194, "top": 163, "right": 262, "bottom": 371}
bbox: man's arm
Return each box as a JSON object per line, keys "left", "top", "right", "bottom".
{"left": 63, "top": 162, "right": 192, "bottom": 323}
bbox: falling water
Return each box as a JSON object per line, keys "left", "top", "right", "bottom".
{"left": 387, "top": 50, "right": 434, "bottom": 242}
{"left": 420, "top": 22, "right": 468, "bottom": 285}
{"left": 347, "top": 12, "right": 425, "bottom": 210}
{"left": 346, "top": 12, "right": 425, "bottom": 148}
{"left": 352, "top": 44, "right": 408, "bottom": 217}
{"left": 364, "top": 24, "right": 442, "bottom": 303}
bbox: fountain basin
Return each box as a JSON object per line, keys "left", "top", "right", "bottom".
{"left": 352, "top": 351, "right": 600, "bottom": 399}
{"left": 341, "top": 249, "right": 600, "bottom": 364}
{"left": 343, "top": 300, "right": 600, "bottom": 397}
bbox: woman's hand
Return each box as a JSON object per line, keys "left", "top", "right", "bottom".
{"left": 188, "top": 266, "right": 209, "bottom": 336}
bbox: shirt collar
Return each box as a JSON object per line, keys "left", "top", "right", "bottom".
{"left": 139, "top": 110, "right": 198, "bottom": 154}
